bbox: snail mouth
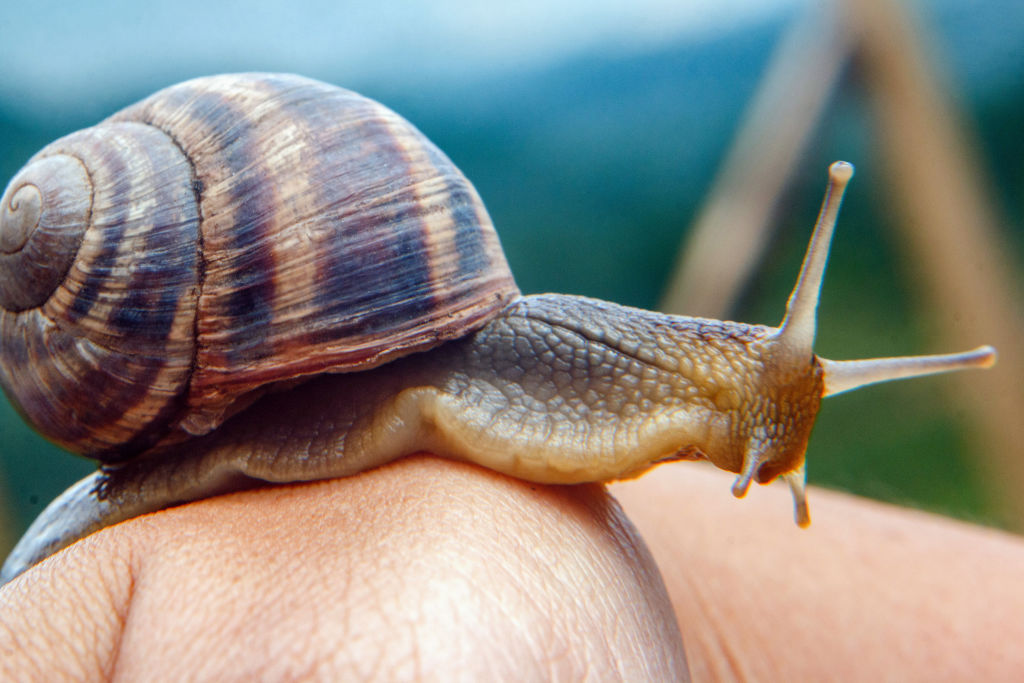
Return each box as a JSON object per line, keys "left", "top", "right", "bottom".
{"left": 652, "top": 445, "right": 706, "bottom": 465}
{"left": 754, "top": 459, "right": 793, "bottom": 485}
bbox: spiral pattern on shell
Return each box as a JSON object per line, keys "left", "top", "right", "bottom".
{"left": 0, "top": 73, "right": 519, "bottom": 461}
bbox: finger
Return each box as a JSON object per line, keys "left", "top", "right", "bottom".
{"left": 2, "top": 456, "right": 687, "bottom": 681}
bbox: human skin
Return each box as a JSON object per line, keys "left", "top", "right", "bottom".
{"left": 0, "top": 457, "right": 687, "bottom": 681}
{"left": 3, "top": 456, "right": 1024, "bottom": 681}
{"left": 611, "top": 465, "right": 1024, "bottom": 681}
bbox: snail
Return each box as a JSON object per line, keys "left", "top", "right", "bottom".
{"left": 0, "top": 73, "right": 995, "bottom": 584}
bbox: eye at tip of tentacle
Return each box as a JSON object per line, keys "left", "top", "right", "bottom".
{"left": 774, "top": 160, "right": 854, "bottom": 356}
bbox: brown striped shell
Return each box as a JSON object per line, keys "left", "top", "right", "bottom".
{"left": 0, "top": 73, "right": 519, "bottom": 462}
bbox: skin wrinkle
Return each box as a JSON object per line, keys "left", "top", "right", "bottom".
{"left": 0, "top": 530, "right": 139, "bottom": 681}
{"left": 478, "top": 494, "right": 563, "bottom": 669}
{"left": 586, "top": 498, "right": 658, "bottom": 680}
{"left": 415, "top": 485, "right": 531, "bottom": 673}
{"left": 526, "top": 313, "right": 684, "bottom": 379}
{"left": 518, "top": 298, "right": 767, "bottom": 393}
{"left": 520, "top": 309, "right": 671, "bottom": 385}
{"left": 193, "top": 496, "right": 328, "bottom": 678}
{"left": 543, "top": 484, "right": 663, "bottom": 677}
{"left": 372, "top": 471, "right": 507, "bottom": 671}
{"left": 514, "top": 310, "right": 714, "bottom": 430}
{"left": 99, "top": 544, "right": 136, "bottom": 682}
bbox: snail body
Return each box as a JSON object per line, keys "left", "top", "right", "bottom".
{"left": 0, "top": 74, "right": 995, "bottom": 584}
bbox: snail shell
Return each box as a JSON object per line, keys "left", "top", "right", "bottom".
{"left": 0, "top": 73, "right": 519, "bottom": 461}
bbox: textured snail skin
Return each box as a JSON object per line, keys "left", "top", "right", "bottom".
{"left": 2, "top": 294, "right": 822, "bottom": 582}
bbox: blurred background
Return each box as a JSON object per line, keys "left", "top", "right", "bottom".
{"left": 1, "top": 0, "right": 1022, "bottom": 552}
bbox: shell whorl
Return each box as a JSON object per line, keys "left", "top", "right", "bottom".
{"left": 0, "top": 155, "right": 92, "bottom": 311}
{"left": 0, "top": 73, "right": 519, "bottom": 460}
{"left": 0, "top": 122, "right": 201, "bottom": 458}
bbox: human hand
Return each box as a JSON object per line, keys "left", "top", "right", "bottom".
{"left": 5, "top": 456, "right": 1024, "bottom": 681}
{"left": 613, "top": 465, "right": 1024, "bottom": 681}
{"left": 0, "top": 456, "right": 686, "bottom": 680}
